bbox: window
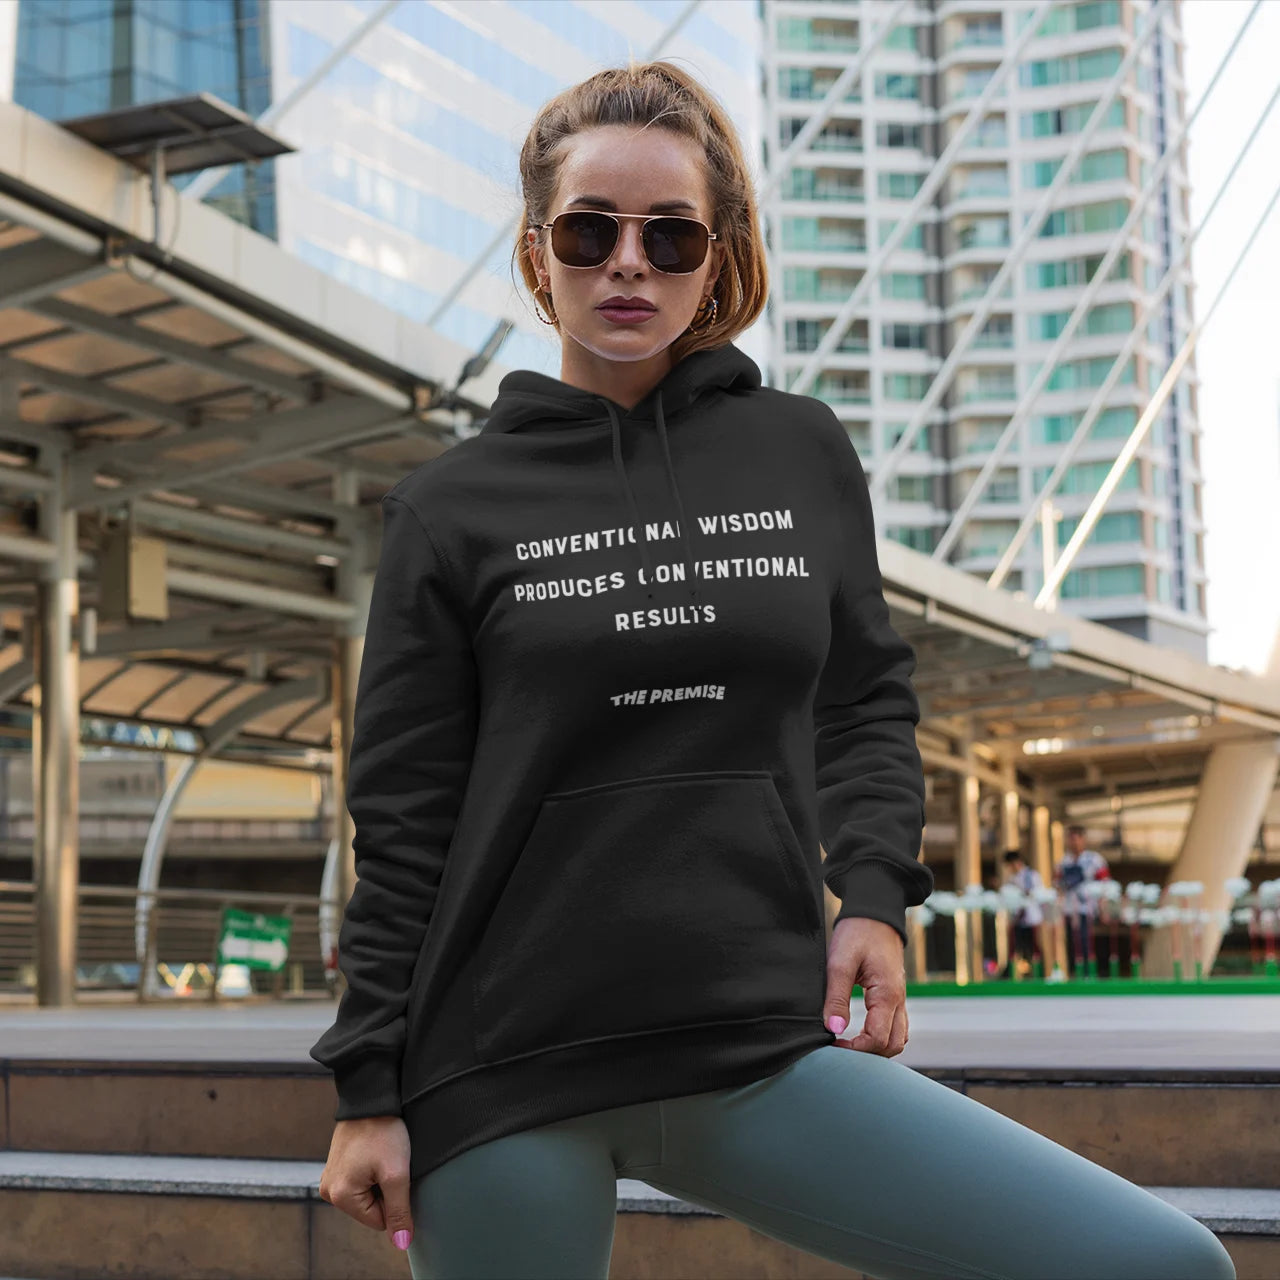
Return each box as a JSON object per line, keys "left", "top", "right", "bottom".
{"left": 1021, "top": 99, "right": 1125, "bottom": 138}
{"left": 956, "top": 216, "right": 1009, "bottom": 249}
{"left": 1026, "top": 251, "right": 1128, "bottom": 289}
{"left": 1052, "top": 510, "right": 1142, "bottom": 545}
{"left": 1033, "top": 459, "right": 1139, "bottom": 494}
{"left": 1042, "top": 355, "right": 1134, "bottom": 392}
{"left": 888, "top": 526, "right": 937, "bottom": 551}
{"left": 883, "top": 322, "right": 929, "bottom": 349}
{"left": 975, "top": 315, "right": 1013, "bottom": 348}
{"left": 883, "top": 24, "right": 918, "bottom": 52}
{"left": 879, "top": 219, "right": 925, "bottom": 250}
{"left": 1023, "top": 149, "right": 1127, "bottom": 188}
{"left": 986, "top": 469, "right": 1021, "bottom": 502}
{"left": 1060, "top": 564, "right": 1144, "bottom": 598}
{"left": 1029, "top": 302, "right": 1133, "bottom": 340}
{"left": 958, "top": 67, "right": 998, "bottom": 98}
{"left": 957, "top": 16, "right": 1002, "bottom": 47}
{"left": 884, "top": 373, "right": 931, "bottom": 400}
{"left": 879, "top": 171, "right": 924, "bottom": 199}
{"left": 968, "top": 116, "right": 1008, "bottom": 148}
{"left": 1040, "top": 199, "right": 1129, "bottom": 237}
{"left": 881, "top": 272, "right": 928, "bottom": 300}
{"left": 1033, "top": 1, "right": 1121, "bottom": 36}
{"left": 877, "top": 122, "right": 924, "bottom": 149}
{"left": 876, "top": 72, "right": 921, "bottom": 101}
{"left": 1020, "top": 47, "right": 1123, "bottom": 88}
{"left": 890, "top": 475, "right": 932, "bottom": 502}
{"left": 1030, "top": 407, "right": 1136, "bottom": 444}
{"left": 785, "top": 319, "right": 818, "bottom": 352}
{"left": 884, "top": 422, "right": 932, "bottom": 452}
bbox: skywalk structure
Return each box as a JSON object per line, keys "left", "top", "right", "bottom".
{"left": 0, "top": 7, "right": 1276, "bottom": 1005}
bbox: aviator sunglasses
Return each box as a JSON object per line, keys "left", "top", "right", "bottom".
{"left": 535, "top": 210, "right": 718, "bottom": 275}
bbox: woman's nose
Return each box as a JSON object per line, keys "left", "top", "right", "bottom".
{"left": 611, "top": 221, "right": 648, "bottom": 269}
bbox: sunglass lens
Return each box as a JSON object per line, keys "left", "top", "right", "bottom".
{"left": 554, "top": 211, "right": 617, "bottom": 268}
{"left": 644, "top": 217, "right": 708, "bottom": 273}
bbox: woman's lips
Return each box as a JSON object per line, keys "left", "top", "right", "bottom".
{"left": 597, "top": 305, "right": 657, "bottom": 325}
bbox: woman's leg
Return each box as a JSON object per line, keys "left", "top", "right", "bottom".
{"left": 629, "top": 1044, "right": 1235, "bottom": 1280}
{"left": 406, "top": 1103, "right": 641, "bottom": 1280}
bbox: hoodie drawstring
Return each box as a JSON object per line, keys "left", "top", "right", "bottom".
{"left": 602, "top": 393, "right": 700, "bottom": 607}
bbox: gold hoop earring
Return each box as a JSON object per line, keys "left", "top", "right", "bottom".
{"left": 536, "top": 283, "right": 557, "bottom": 326}
{"left": 687, "top": 294, "right": 718, "bottom": 334}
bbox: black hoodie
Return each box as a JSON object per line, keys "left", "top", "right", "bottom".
{"left": 309, "top": 341, "right": 933, "bottom": 1181}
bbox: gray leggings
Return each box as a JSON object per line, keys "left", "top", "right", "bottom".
{"left": 407, "top": 1044, "right": 1236, "bottom": 1280}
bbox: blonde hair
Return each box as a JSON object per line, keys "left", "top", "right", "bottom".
{"left": 512, "top": 59, "right": 768, "bottom": 363}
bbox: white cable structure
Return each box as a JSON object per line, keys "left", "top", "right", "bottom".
{"left": 424, "top": 0, "right": 706, "bottom": 331}
{"left": 1037, "top": 173, "right": 1280, "bottom": 605}
{"left": 757, "top": 0, "right": 913, "bottom": 207}
{"left": 182, "top": 0, "right": 404, "bottom": 204}
{"left": 989, "top": 74, "right": 1280, "bottom": 591}
{"left": 932, "top": 0, "right": 1263, "bottom": 562}
{"left": 785, "top": 0, "right": 1060, "bottom": 398}
{"left": 865, "top": 0, "right": 1168, "bottom": 507}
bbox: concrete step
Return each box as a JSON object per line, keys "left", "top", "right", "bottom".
{"left": 0, "top": 1153, "right": 1276, "bottom": 1280}
{"left": 4, "top": 1056, "right": 1276, "bottom": 1190}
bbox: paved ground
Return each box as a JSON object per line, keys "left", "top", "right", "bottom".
{"left": 0, "top": 992, "right": 1276, "bottom": 1070}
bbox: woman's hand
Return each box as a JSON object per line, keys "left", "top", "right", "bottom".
{"left": 318, "top": 1115, "right": 416, "bottom": 1252}
{"left": 822, "top": 916, "right": 909, "bottom": 1057}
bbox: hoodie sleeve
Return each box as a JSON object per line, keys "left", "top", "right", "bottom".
{"left": 309, "top": 492, "right": 479, "bottom": 1120}
{"left": 814, "top": 425, "right": 934, "bottom": 946}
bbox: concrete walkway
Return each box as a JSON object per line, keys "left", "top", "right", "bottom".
{"left": 0, "top": 992, "right": 1276, "bottom": 1070}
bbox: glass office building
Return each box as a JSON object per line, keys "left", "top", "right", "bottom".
{"left": 271, "top": 0, "right": 762, "bottom": 375}
{"left": 8, "top": 0, "right": 277, "bottom": 237}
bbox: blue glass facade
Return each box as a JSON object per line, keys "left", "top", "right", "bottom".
{"left": 278, "top": 0, "right": 758, "bottom": 369}
{"left": 14, "top": 0, "right": 277, "bottom": 237}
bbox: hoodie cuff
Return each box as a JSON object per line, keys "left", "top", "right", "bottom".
{"left": 832, "top": 861, "right": 911, "bottom": 947}
{"left": 332, "top": 1052, "right": 403, "bottom": 1122}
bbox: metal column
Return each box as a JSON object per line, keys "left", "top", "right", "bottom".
{"left": 1050, "top": 817, "right": 1068, "bottom": 976}
{"left": 1030, "top": 799, "right": 1059, "bottom": 975}
{"left": 33, "top": 456, "right": 79, "bottom": 1007}
{"left": 954, "top": 736, "right": 983, "bottom": 984}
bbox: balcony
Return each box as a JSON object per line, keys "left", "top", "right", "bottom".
{"left": 779, "top": 30, "right": 860, "bottom": 53}
{"left": 951, "top": 29, "right": 1004, "bottom": 51}
{"left": 950, "top": 179, "right": 1011, "bottom": 201}
{"left": 959, "top": 383, "right": 1017, "bottom": 403}
{"left": 783, "top": 228, "right": 867, "bottom": 252}
{"left": 785, "top": 177, "right": 866, "bottom": 203}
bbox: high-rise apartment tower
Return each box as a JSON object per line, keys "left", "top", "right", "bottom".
{"left": 762, "top": 0, "right": 1203, "bottom": 656}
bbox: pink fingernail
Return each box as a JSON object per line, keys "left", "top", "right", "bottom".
{"left": 394, "top": 1230, "right": 412, "bottom": 1250}
{"left": 829, "top": 1016, "right": 847, "bottom": 1035}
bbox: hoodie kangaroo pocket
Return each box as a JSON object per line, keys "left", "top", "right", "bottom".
{"left": 471, "top": 769, "right": 823, "bottom": 1064}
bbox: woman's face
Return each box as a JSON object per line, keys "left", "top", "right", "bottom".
{"left": 527, "top": 124, "right": 723, "bottom": 366}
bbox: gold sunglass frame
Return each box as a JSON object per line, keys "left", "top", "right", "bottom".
{"left": 534, "top": 210, "right": 719, "bottom": 275}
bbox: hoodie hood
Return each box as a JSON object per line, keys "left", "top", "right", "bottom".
{"left": 480, "top": 342, "right": 762, "bottom": 608}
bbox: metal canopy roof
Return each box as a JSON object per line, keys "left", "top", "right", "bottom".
{"left": 0, "top": 99, "right": 504, "bottom": 762}
{"left": 56, "top": 93, "right": 294, "bottom": 177}
{"left": 0, "top": 100, "right": 1276, "bottom": 841}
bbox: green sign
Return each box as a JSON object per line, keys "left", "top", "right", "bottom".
{"left": 217, "top": 908, "right": 292, "bottom": 971}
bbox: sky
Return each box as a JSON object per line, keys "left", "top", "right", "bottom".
{"left": 1179, "top": 0, "right": 1280, "bottom": 676}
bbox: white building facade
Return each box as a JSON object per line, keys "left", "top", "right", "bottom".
{"left": 761, "top": 0, "right": 1204, "bottom": 656}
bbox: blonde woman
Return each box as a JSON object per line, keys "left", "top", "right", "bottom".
{"left": 312, "top": 62, "right": 1235, "bottom": 1280}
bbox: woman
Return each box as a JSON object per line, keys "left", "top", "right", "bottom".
{"left": 311, "top": 62, "right": 1235, "bottom": 1280}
